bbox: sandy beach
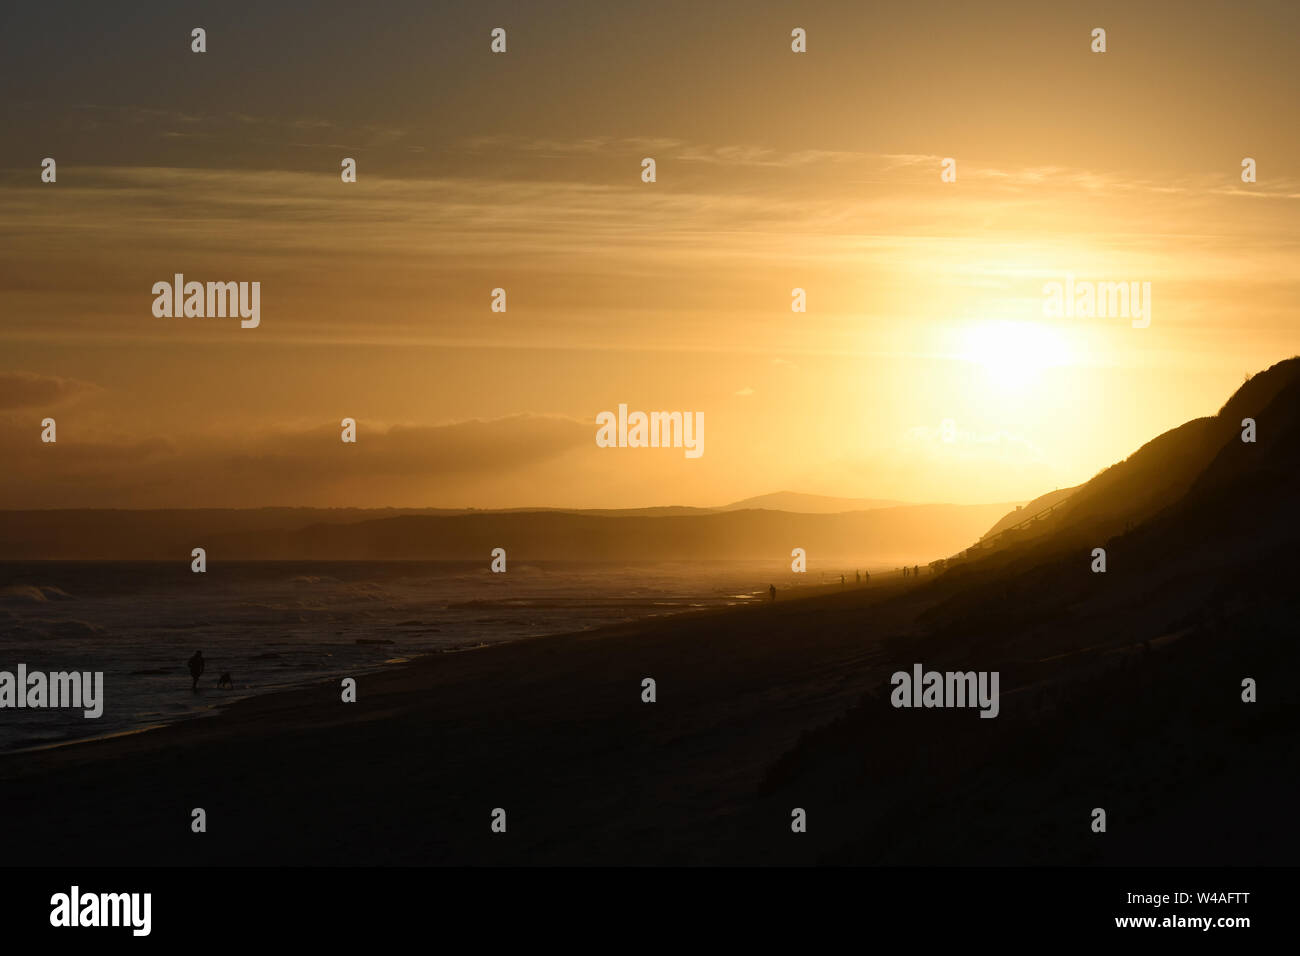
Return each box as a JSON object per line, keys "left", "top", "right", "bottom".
{"left": 0, "top": 578, "right": 929, "bottom": 866}
{"left": 4, "top": 547, "right": 1294, "bottom": 868}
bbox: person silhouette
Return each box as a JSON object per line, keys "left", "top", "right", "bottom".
{"left": 902, "top": 566, "right": 907, "bottom": 579}
{"left": 188, "top": 650, "right": 205, "bottom": 691}
{"left": 855, "top": 571, "right": 861, "bottom": 584}
{"left": 768, "top": 584, "right": 776, "bottom": 601}
{"left": 863, "top": 570, "right": 870, "bottom": 585}
{"left": 840, "top": 574, "right": 845, "bottom": 586}
{"left": 914, "top": 565, "right": 920, "bottom": 579}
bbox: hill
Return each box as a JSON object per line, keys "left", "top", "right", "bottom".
{"left": 748, "top": 355, "right": 1300, "bottom": 863}
{"left": 0, "top": 501, "right": 1014, "bottom": 565}
{"left": 197, "top": 502, "right": 1017, "bottom": 564}
{"left": 718, "top": 492, "right": 909, "bottom": 513}
{"left": 978, "top": 486, "right": 1079, "bottom": 539}
{"left": 945, "top": 357, "right": 1300, "bottom": 568}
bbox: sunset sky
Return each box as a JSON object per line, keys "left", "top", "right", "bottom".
{"left": 2, "top": 0, "right": 1297, "bottom": 509}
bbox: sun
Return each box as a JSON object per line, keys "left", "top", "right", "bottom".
{"left": 957, "top": 320, "right": 1075, "bottom": 390}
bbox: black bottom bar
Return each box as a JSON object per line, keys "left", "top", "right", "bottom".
{"left": 3, "top": 866, "right": 1280, "bottom": 942}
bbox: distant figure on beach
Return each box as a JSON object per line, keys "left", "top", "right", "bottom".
{"left": 188, "top": 650, "right": 205, "bottom": 691}
{"left": 863, "top": 570, "right": 870, "bottom": 585}
{"left": 902, "top": 566, "right": 907, "bottom": 579}
{"left": 769, "top": 584, "right": 776, "bottom": 601}
{"left": 840, "top": 574, "right": 845, "bottom": 586}
{"left": 913, "top": 565, "right": 919, "bottom": 579}
{"left": 855, "top": 571, "right": 861, "bottom": 584}
{"left": 216, "top": 671, "right": 233, "bottom": 689}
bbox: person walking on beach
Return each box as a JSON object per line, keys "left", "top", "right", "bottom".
{"left": 188, "top": 650, "right": 205, "bottom": 691}
{"left": 855, "top": 570, "right": 861, "bottom": 584}
{"left": 768, "top": 584, "right": 776, "bottom": 601}
{"left": 840, "top": 574, "right": 845, "bottom": 586}
{"left": 914, "top": 564, "right": 920, "bottom": 579}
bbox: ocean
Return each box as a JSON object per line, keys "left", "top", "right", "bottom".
{"left": 0, "top": 560, "right": 790, "bottom": 752}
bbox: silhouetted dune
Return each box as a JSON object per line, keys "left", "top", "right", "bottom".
{"left": 744, "top": 355, "right": 1300, "bottom": 863}
{"left": 956, "top": 356, "right": 1300, "bottom": 563}
{"left": 980, "top": 486, "right": 1079, "bottom": 539}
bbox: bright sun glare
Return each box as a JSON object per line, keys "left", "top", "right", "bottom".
{"left": 959, "top": 320, "right": 1075, "bottom": 390}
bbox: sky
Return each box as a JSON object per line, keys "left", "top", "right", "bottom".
{"left": 2, "top": 0, "right": 1297, "bottom": 509}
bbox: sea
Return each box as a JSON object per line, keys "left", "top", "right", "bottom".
{"left": 0, "top": 560, "right": 805, "bottom": 753}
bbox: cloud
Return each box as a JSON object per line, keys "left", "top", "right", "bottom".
{"left": 0, "top": 372, "right": 99, "bottom": 410}
{"left": 233, "top": 415, "right": 591, "bottom": 479}
{"left": 0, "top": 414, "right": 593, "bottom": 508}
{"left": 2, "top": 154, "right": 1296, "bottom": 365}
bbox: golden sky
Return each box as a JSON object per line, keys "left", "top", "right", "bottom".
{"left": 2, "top": 0, "right": 1297, "bottom": 508}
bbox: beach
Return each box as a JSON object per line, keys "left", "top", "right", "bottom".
{"left": 0, "top": 560, "right": 790, "bottom": 752}
{"left": 5, "top": 551, "right": 1294, "bottom": 867}
{"left": 1, "top": 577, "right": 929, "bottom": 866}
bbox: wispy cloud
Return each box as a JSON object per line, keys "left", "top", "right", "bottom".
{"left": 2, "top": 155, "right": 1297, "bottom": 355}
{"left": 0, "top": 414, "right": 593, "bottom": 508}
{"left": 0, "top": 372, "right": 100, "bottom": 410}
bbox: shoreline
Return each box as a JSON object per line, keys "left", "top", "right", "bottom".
{"left": 0, "top": 577, "right": 924, "bottom": 864}
{"left": 0, "top": 575, "right": 868, "bottom": 758}
{"left": 1, "top": 555, "right": 1293, "bottom": 866}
